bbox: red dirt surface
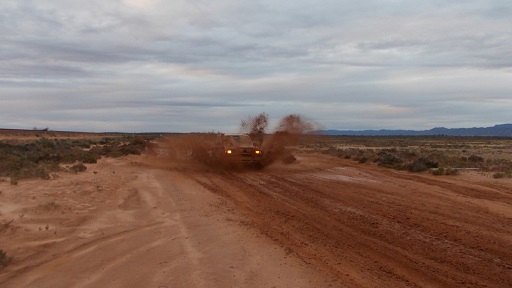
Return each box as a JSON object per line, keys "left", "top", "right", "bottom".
{"left": 1, "top": 146, "right": 511, "bottom": 287}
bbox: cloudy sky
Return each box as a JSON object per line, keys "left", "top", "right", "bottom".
{"left": 1, "top": 0, "right": 511, "bottom": 132}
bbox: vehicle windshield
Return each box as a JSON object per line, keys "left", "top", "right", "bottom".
{"left": 227, "top": 135, "right": 254, "bottom": 146}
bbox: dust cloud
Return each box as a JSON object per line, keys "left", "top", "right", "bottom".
{"left": 239, "top": 113, "right": 317, "bottom": 165}
{"left": 146, "top": 133, "right": 216, "bottom": 169}
{"left": 146, "top": 113, "right": 317, "bottom": 170}
{"left": 261, "top": 114, "right": 317, "bottom": 165}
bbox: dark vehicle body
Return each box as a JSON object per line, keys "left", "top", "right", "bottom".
{"left": 211, "top": 134, "right": 263, "bottom": 165}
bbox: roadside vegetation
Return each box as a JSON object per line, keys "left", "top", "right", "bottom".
{"left": 299, "top": 135, "right": 512, "bottom": 177}
{"left": 0, "top": 134, "right": 151, "bottom": 270}
{"left": 0, "top": 135, "right": 154, "bottom": 184}
{"left": 0, "top": 249, "right": 12, "bottom": 270}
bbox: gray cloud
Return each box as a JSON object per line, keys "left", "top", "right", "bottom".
{"left": 1, "top": 0, "right": 511, "bottom": 132}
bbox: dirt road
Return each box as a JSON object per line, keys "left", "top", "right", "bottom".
{"left": 1, "top": 153, "right": 511, "bottom": 287}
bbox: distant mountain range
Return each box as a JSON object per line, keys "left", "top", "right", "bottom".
{"left": 317, "top": 124, "right": 512, "bottom": 137}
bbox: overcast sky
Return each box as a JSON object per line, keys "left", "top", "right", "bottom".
{"left": 1, "top": 0, "right": 511, "bottom": 132}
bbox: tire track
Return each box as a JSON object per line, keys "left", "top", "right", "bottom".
{"left": 191, "top": 166, "right": 512, "bottom": 287}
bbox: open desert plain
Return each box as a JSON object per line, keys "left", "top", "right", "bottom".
{"left": 1, "top": 132, "right": 512, "bottom": 288}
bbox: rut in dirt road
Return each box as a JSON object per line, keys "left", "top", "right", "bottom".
{"left": 189, "top": 160, "right": 512, "bottom": 287}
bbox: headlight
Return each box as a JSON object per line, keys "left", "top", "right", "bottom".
{"left": 226, "top": 149, "right": 232, "bottom": 154}
{"left": 255, "top": 150, "right": 261, "bottom": 155}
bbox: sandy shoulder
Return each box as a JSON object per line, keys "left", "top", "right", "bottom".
{"left": 0, "top": 155, "right": 327, "bottom": 288}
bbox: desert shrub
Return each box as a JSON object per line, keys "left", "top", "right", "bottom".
{"left": 70, "top": 163, "right": 87, "bottom": 173}
{"left": 379, "top": 148, "right": 398, "bottom": 154}
{"left": 99, "top": 138, "right": 148, "bottom": 158}
{"left": 10, "top": 176, "right": 18, "bottom": 185}
{"left": 79, "top": 153, "right": 100, "bottom": 164}
{"left": 431, "top": 167, "right": 459, "bottom": 176}
{"left": 105, "top": 149, "right": 125, "bottom": 158}
{"left": 492, "top": 171, "right": 511, "bottom": 178}
{"left": 443, "top": 156, "right": 469, "bottom": 168}
{"left": 118, "top": 144, "right": 142, "bottom": 156}
{"left": 445, "top": 168, "right": 460, "bottom": 175}
{"left": 0, "top": 249, "right": 12, "bottom": 269}
{"left": 468, "top": 155, "right": 484, "bottom": 163}
{"left": 72, "top": 139, "right": 93, "bottom": 149}
{"left": 376, "top": 154, "right": 404, "bottom": 169}
{"left": 302, "top": 136, "right": 512, "bottom": 175}
{"left": 0, "top": 157, "right": 23, "bottom": 177}
{"left": 322, "top": 147, "right": 337, "bottom": 156}
{"left": 493, "top": 172, "right": 505, "bottom": 179}
{"left": 0, "top": 135, "right": 153, "bottom": 181}
{"left": 408, "top": 158, "right": 439, "bottom": 172}
{"left": 34, "top": 167, "right": 51, "bottom": 180}
{"left": 129, "top": 136, "right": 147, "bottom": 146}
{"left": 485, "top": 159, "right": 512, "bottom": 172}
{"left": 401, "top": 150, "right": 418, "bottom": 162}
{"left": 358, "top": 157, "right": 369, "bottom": 163}
{"left": 36, "top": 138, "right": 55, "bottom": 149}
